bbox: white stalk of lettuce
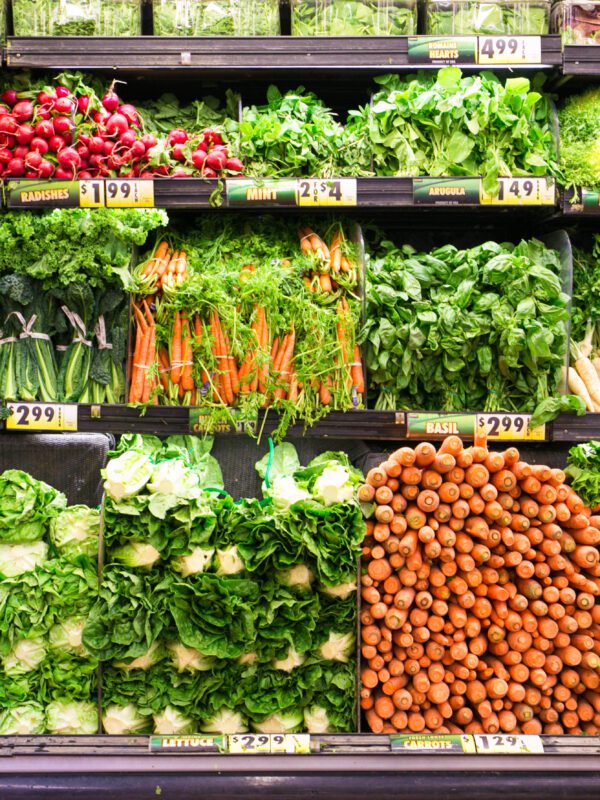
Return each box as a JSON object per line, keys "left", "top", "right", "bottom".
{"left": 148, "top": 459, "right": 200, "bottom": 498}
{"left": 201, "top": 707, "right": 249, "bottom": 734}
{"left": 0, "top": 703, "right": 46, "bottom": 734}
{"left": 167, "top": 641, "right": 215, "bottom": 672}
{"left": 215, "top": 545, "right": 244, "bottom": 575}
{"left": 46, "top": 701, "right": 98, "bottom": 735}
{"left": 318, "top": 631, "right": 355, "bottom": 663}
{"left": 171, "top": 547, "right": 214, "bottom": 577}
{"left": 319, "top": 579, "right": 357, "bottom": 600}
{"left": 0, "top": 541, "right": 48, "bottom": 577}
{"left": 269, "top": 476, "right": 310, "bottom": 512}
{"left": 49, "top": 506, "right": 100, "bottom": 559}
{"left": 153, "top": 706, "right": 196, "bottom": 735}
{"left": 313, "top": 465, "right": 356, "bottom": 506}
{"left": 278, "top": 564, "right": 314, "bottom": 591}
{"left": 49, "top": 617, "right": 88, "bottom": 657}
{"left": 272, "top": 648, "right": 305, "bottom": 672}
{"left": 238, "top": 651, "right": 258, "bottom": 665}
{"left": 103, "top": 451, "right": 153, "bottom": 502}
{"left": 112, "top": 541, "right": 161, "bottom": 569}
{"left": 304, "top": 705, "right": 334, "bottom": 734}
{"left": 103, "top": 704, "right": 151, "bottom": 734}
{"left": 2, "top": 636, "right": 46, "bottom": 675}
{"left": 252, "top": 710, "right": 303, "bottom": 734}
{"left": 113, "top": 640, "right": 163, "bottom": 670}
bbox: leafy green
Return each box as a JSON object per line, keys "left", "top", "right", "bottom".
{"left": 571, "top": 239, "right": 600, "bottom": 345}
{"left": 426, "top": 0, "right": 548, "bottom": 34}
{"left": 291, "top": 0, "right": 417, "bottom": 35}
{"left": 566, "top": 440, "right": 600, "bottom": 507}
{"left": 346, "top": 68, "right": 558, "bottom": 193}
{"left": 152, "top": 0, "right": 280, "bottom": 35}
{"left": 559, "top": 87, "right": 600, "bottom": 192}
{"left": 362, "top": 237, "right": 569, "bottom": 416}
{"left": 0, "top": 470, "right": 66, "bottom": 544}
{"left": 12, "top": 0, "right": 142, "bottom": 36}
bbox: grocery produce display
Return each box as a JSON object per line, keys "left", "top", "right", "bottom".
{"left": 0, "top": 469, "right": 99, "bottom": 734}
{"left": 359, "top": 436, "right": 600, "bottom": 735}
{"left": 128, "top": 218, "right": 364, "bottom": 436}
{"left": 152, "top": 0, "right": 281, "bottom": 35}
{"left": 86, "top": 436, "right": 363, "bottom": 734}
{"left": 560, "top": 87, "right": 600, "bottom": 193}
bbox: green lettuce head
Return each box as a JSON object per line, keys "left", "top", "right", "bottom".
{"left": 0, "top": 470, "right": 66, "bottom": 542}
{"left": 49, "top": 506, "right": 100, "bottom": 559}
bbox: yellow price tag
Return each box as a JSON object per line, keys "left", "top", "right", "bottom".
{"left": 474, "top": 734, "right": 544, "bottom": 754}
{"left": 105, "top": 179, "right": 154, "bottom": 208}
{"left": 228, "top": 734, "right": 272, "bottom": 754}
{"left": 79, "top": 180, "right": 105, "bottom": 208}
{"left": 476, "top": 413, "right": 545, "bottom": 442}
{"left": 478, "top": 35, "right": 541, "bottom": 64}
{"left": 297, "top": 178, "right": 357, "bottom": 207}
{"left": 270, "top": 734, "right": 311, "bottom": 754}
{"left": 5, "top": 402, "right": 78, "bottom": 432}
{"left": 480, "top": 177, "right": 555, "bottom": 206}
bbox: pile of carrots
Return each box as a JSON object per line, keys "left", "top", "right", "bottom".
{"left": 137, "top": 240, "right": 189, "bottom": 292}
{"left": 299, "top": 226, "right": 357, "bottom": 292}
{"left": 359, "top": 435, "right": 600, "bottom": 735}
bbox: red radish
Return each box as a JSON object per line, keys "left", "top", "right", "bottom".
{"left": 77, "top": 133, "right": 91, "bottom": 146}
{"left": 141, "top": 133, "right": 157, "bottom": 150}
{"left": 57, "top": 147, "right": 81, "bottom": 170}
{"left": 140, "top": 171, "right": 154, "bottom": 178}
{"left": 102, "top": 91, "right": 120, "bottom": 112}
{"left": 17, "top": 124, "right": 35, "bottom": 145}
{"left": 119, "top": 129, "right": 137, "bottom": 148}
{"left": 172, "top": 169, "right": 190, "bottom": 177}
{"left": 206, "top": 150, "right": 227, "bottom": 171}
{"left": 36, "top": 106, "right": 51, "bottom": 121}
{"left": 195, "top": 138, "right": 208, "bottom": 152}
{"left": 106, "top": 113, "right": 128, "bottom": 137}
{"left": 202, "top": 166, "right": 217, "bottom": 178}
{"left": 79, "top": 170, "right": 93, "bottom": 179}
{"left": 1, "top": 90, "right": 17, "bottom": 106}
{"left": 92, "top": 109, "right": 111, "bottom": 126}
{"left": 172, "top": 143, "right": 187, "bottom": 162}
{"left": 38, "top": 159, "right": 55, "bottom": 178}
{"left": 30, "top": 137, "right": 49, "bottom": 154}
{"left": 63, "top": 132, "right": 73, "bottom": 145}
{"left": 24, "top": 151, "right": 42, "bottom": 171}
{"left": 130, "top": 140, "right": 146, "bottom": 159}
{"left": 54, "top": 96, "right": 75, "bottom": 115}
{"left": 35, "top": 120, "right": 54, "bottom": 139}
{"left": 13, "top": 145, "right": 28, "bottom": 160}
{"left": 48, "top": 135, "right": 66, "bottom": 153}
{"left": 0, "top": 148, "right": 12, "bottom": 166}
{"left": 37, "top": 91, "right": 56, "bottom": 108}
{"left": 202, "top": 128, "right": 223, "bottom": 147}
{"left": 118, "top": 104, "right": 139, "bottom": 126}
{"left": 7, "top": 158, "right": 25, "bottom": 177}
{"left": 25, "top": 171, "right": 37, "bottom": 179}
{"left": 225, "top": 157, "right": 244, "bottom": 172}
{"left": 79, "top": 159, "right": 89, "bottom": 170}
{"left": 77, "top": 95, "right": 91, "bottom": 115}
{"left": 0, "top": 134, "right": 16, "bottom": 149}
{"left": 55, "top": 86, "right": 71, "bottom": 99}
{"left": 0, "top": 115, "right": 18, "bottom": 135}
{"left": 13, "top": 100, "right": 34, "bottom": 122}
{"left": 75, "top": 143, "right": 90, "bottom": 160}
{"left": 191, "top": 149, "right": 207, "bottom": 169}
{"left": 88, "top": 154, "right": 104, "bottom": 169}
{"left": 153, "top": 165, "right": 169, "bottom": 176}
{"left": 54, "top": 166, "right": 73, "bottom": 180}
{"left": 89, "top": 136, "right": 105, "bottom": 154}
{"left": 168, "top": 128, "right": 188, "bottom": 145}
{"left": 103, "top": 140, "right": 116, "bottom": 155}
{"left": 53, "top": 115, "right": 73, "bottom": 135}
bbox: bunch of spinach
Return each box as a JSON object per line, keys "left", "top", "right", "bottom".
{"left": 346, "top": 67, "right": 558, "bottom": 194}
{"left": 566, "top": 440, "right": 600, "bottom": 508}
{"left": 227, "top": 86, "right": 369, "bottom": 178}
{"left": 153, "top": 0, "right": 280, "bottom": 35}
{"left": 425, "top": 0, "right": 548, "bottom": 35}
{"left": 291, "top": 0, "right": 416, "bottom": 35}
{"left": 362, "top": 237, "right": 570, "bottom": 416}
{"left": 12, "top": 0, "right": 142, "bottom": 36}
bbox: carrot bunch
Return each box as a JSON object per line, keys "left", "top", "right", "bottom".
{"left": 359, "top": 436, "right": 600, "bottom": 736}
{"left": 299, "top": 225, "right": 357, "bottom": 293}
{"left": 137, "top": 241, "right": 188, "bottom": 293}
{"left": 128, "top": 300, "right": 157, "bottom": 404}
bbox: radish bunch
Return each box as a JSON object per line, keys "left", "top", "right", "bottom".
{"left": 0, "top": 82, "right": 243, "bottom": 180}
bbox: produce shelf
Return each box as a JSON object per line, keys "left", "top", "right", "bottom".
{"left": 3, "top": 35, "right": 563, "bottom": 73}
{"left": 0, "top": 735, "right": 597, "bottom": 800}
{"left": 561, "top": 186, "right": 600, "bottom": 216}
{"left": 3, "top": 403, "right": 600, "bottom": 442}
{"left": 1, "top": 177, "right": 558, "bottom": 211}
{"left": 562, "top": 45, "right": 600, "bottom": 76}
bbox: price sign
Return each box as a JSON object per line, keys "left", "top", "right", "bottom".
{"left": 480, "top": 178, "right": 555, "bottom": 206}
{"left": 478, "top": 36, "right": 541, "bottom": 65}
{"left": 5, "top": 402, "right": 78, "bottom": 432}
{"left": 297, "top": 179, "right": 357, "bottom": 207}
{"left": 227, "top": 734, "right": 311, "bottom": 754}
{"left": 390, "top": 734, "right": 476, "bottom": 753}
{"left": 474, "top": 734, "right": 544, "bottom": 754}
{"left": 79, "top": 180, "right": 105, "bottom": 208}
{"left": 149, "top": 735, "right": 223, "bottom": 753}
{"left": 105, "top": 179, "right": 155, "bottom": 208}
{"left": 476, "top": 413, "right": 546, "bottom": 442}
